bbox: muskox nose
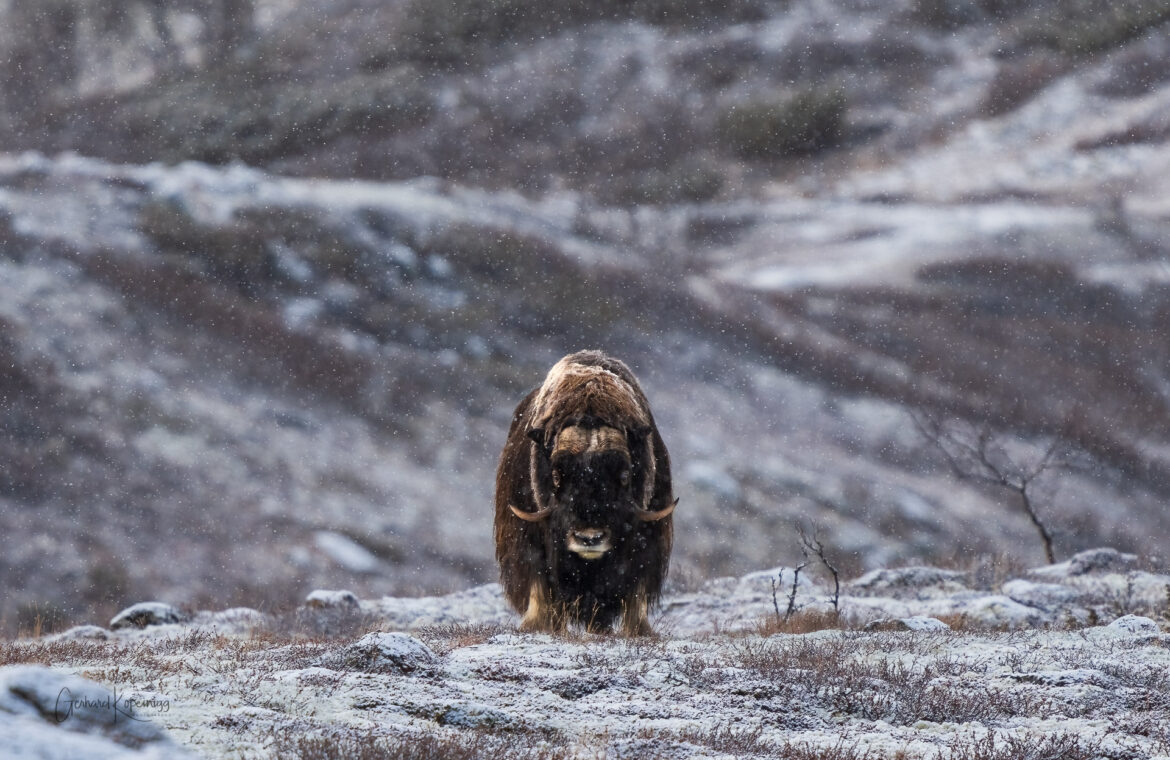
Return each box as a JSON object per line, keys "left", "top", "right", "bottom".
{"left": 572, "top": 529, "right": 608, "bottom": 547}
{"left": 567, "top": 527, "right": 613, "bottom": 559}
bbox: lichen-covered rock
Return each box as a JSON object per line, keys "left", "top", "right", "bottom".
{"left": 1000, "top": 579, "right": 1083, "bottom": 610}
{"left": 323, "top": 632, "right": 437, "bottom": 674}
{"left": 1103, "top": 614, "right": 1160, "bottom": 636}
{"left": 848, "top": 566, "right": 969, "bottom": 599}
{"left": 0, "top": 665, "right": 186, "bottom": 759}
{"left": 1030, "top": 547, "right": 1138, "bottom": 579}
{"left": 109, "top": 602, "right": 188, "bottom": 630}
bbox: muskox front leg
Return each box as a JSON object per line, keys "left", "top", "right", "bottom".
{"left": 518, "top": 581, "right": 565, "bottom": 633}
{"left": 620, "top": 591, "right": 653, "bottom": 637}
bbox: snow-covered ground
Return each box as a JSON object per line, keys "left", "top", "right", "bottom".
{"left": 4, "top": 548, "right": 1169, "bottom": 759}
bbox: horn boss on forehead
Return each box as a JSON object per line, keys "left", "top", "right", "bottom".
{"left": 493, "top": 350, "right": 676, "bottom": 636}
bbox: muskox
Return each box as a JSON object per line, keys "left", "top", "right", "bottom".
{"left": 494, "top": 350, "right": 676, "bottom": 636}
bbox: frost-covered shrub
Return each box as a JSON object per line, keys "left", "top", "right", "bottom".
{"left": 717, "top": 87, "right": 847, "bottom": 160}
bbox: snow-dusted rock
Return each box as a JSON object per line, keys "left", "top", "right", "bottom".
{"left": 0, "top": 665, "right": 185, "bottom": 759}
{"left": 304, "top": 589, "right": 360, "bottom": 610}
{"left": 365, "top": 583, "right": 516, "bottom": 628}
{"left": 658, "top": 566, "right": 826, "bottom": 634}
{"left": 1030, "top": 547, "right": 1138, "bottom": 579}
{"left": 848, "top": 566, "right": 969, "bottom": 598}
{"left": 46, "top": 625, "right": 110, "bottom": 642}
{"left": 1000, "top": 579, "right": 1083, "bottom": 610}
{"left": 109, "top": 602, "right": 188, "bottom": 630}
{"left": 936, "top": 594, "right": 1048, "bottom": 629}
{"left": 864, "top": 615, "right": 950, "bottom": 632}
{"left": 322, "top": 632, "right": 436, "bottom": 674}
{"left": 190, "top": 607, "right": 269, "bottom": 634}
{"left": 1103, "top": 614, "right": 1160, "bottom": 636}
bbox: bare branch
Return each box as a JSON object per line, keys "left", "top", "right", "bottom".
{"left": 784, "top": 551, "right": 809, "bottom": 623}
{"left": 797, "top": 525, "right": 841, "bottom": 615}
{"left": 915, "top": 411, "right": 1063, "bottom": 564}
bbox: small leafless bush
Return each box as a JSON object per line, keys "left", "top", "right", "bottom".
{"left": 757, "top": 608, "right": 846, "bottom": 636}
{"left": 764, "top": 525, "right": 842, "bottom": 633}
{"left": 913, "top": 415, "right": 1080, "bottom": 564}
{"left": 674, "top": 723, "right": 773, "bottom": 756}
{"left": 943, "top": 731, "right": 1102, "bottom": 760}
{"left": 0, "top": 638, "right": 123, "bottom": 667}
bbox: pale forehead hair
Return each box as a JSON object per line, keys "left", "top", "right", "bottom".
{"left": 531, "top": 357, "right": 650, "bottom": 430}
{"left": 553, "top": 425, "right": 629, "bottom": 457}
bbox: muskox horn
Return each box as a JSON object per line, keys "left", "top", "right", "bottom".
{"left": 636, "top": 498, "right": 678, "bottom": 522}
{"left": 509, "top": 504, "right": 553, "bottom": 522}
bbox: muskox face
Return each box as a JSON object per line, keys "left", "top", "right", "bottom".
{"left": 517, "top": 420, "right": 673, "bottom": 561}
{"left": 543, "top": 425, "right": 637, "bottom": 560}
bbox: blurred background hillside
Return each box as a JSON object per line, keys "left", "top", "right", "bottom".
{"left": 3, "top": 0, "right": 1170, "bottom": 634}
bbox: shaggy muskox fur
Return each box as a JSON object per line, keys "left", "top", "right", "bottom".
{"left": 494, "top": 350, "right": 675, "bottom": 635}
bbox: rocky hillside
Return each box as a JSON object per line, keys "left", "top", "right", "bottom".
{"left": 3, "top": 0, "right": 1170, "bottom": 632}
{"left": 2, "top": 548, "right": 1169, "bottom": 759}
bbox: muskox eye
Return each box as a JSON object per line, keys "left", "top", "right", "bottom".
{"left": 552, "top": 469, "right": 562, "bottom": 488}
{"left": 619, "top": 468, "right": 630, "bottom": 485}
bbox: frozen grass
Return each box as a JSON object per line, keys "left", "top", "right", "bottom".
{"left": 2, "top": 610, "right": 1168, "bottom": 759}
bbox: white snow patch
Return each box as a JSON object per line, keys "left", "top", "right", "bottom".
{"left": 313, "top": 531, "right": 382, "bottom": 574}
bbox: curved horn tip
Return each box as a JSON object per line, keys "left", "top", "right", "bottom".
{"left": 509, "top": 504, "right": 552, "bottom": 522}
{"left": 637, "top": 497, "right": 678, "bottom": 522}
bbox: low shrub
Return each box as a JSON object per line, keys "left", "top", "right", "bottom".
{"left": 717, "top": 86, "right": 847, "bottom": 160}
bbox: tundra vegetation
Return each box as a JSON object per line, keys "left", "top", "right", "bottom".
{"left": 3, "top": 0, "right": 1170, "bottom": 708}
{"left": 2, "top": 549, "right": 1170, "bottom": 758}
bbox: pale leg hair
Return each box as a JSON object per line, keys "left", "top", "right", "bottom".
{"left": 620, "top": 592, "right": 653, "bottom": 637}
{"left": 519, "top": 581, "right": 565, "bottom": 633}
